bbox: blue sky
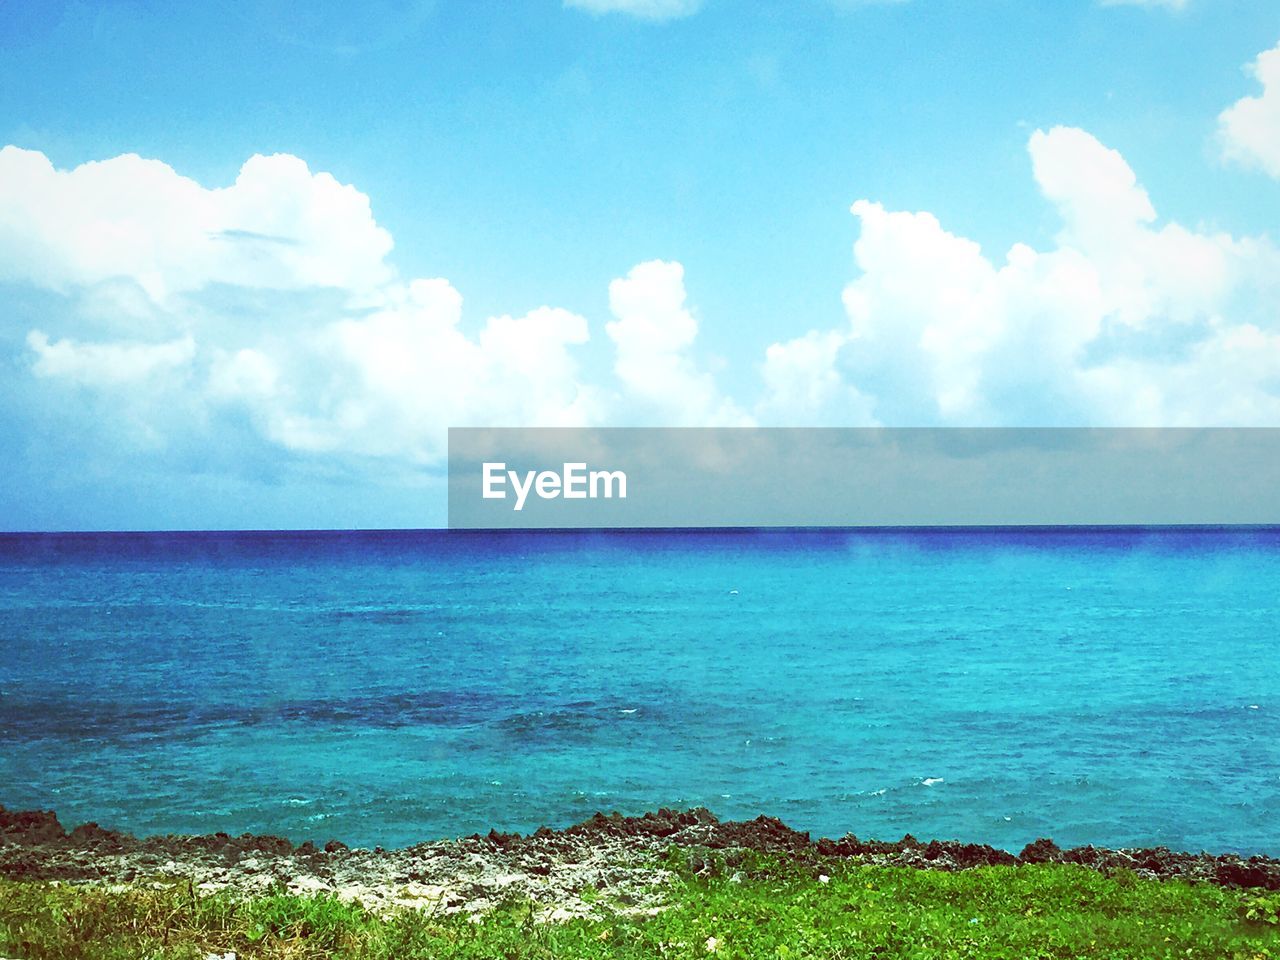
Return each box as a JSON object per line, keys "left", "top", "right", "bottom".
{"left": 1, "top": 0, "right": 1279, "bottom": 529}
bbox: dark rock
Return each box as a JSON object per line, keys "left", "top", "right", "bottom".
{"left": 0, "top": 806, "right": 66, "bottom": 845}
{"left": 260, "top": 835, "right": 294, "bottom": 855}
{"left": 1019, "top": 838, "right": 1063, "bottom": 863}
{"left": 703, "top": 815, "right": 810, "bottom": 852}
{"left": 1216, "top": 858, "right": 1280, "bottom": 890}
{"left": 920, "top": 840, "right": 1016, "bottom": 869}
{"left": 68, "top": 822, "right": 132, "bottom": 852}
{"left": 3, "top": 804, "right": 1280, "bottom": 891}
{"left": 486, "top": 829, "right": 521, "bottom": 849}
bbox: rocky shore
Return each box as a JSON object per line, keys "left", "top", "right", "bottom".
{"left": 3, "top": 805, "right": 1278, "bottom": 920}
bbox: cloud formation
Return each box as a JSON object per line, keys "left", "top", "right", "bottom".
{"left": 27, "top": 331, "right": 196, "bottom": 386}
{"left": 0, "top": 147, "right": 739, "bottom": 476}
{"left": 270, "top": 283, "right": 599, "bottom": 462}
{"left": 0, "top": 147, "right": 392, "bottom": 301}
{"left": 3, "top": 118, "right": 1280, "bottom": 514}
{"left": 1219, "top": 41, "right": 1280, "bottom": 178}
{"left": 758, "top": 126, "right": 1280, "bottom": 427}
{"left": 605, "top": 261, "right": 750, "bottom": 426}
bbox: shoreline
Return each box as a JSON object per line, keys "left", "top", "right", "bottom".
{"left": 4, "top": 805, "right": 1278, "bottom": 919}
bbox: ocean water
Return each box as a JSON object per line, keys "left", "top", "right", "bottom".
{"left": 0, "top": 528, "right": 1277, "bottom": 854}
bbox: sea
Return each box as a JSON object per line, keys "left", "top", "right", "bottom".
{"left": 0, "top": 528, "right": 1276, "bottom": 854}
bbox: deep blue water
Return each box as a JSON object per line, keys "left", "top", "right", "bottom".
{"left": 1, "top": 528, "right": 1277, "bottom": 854}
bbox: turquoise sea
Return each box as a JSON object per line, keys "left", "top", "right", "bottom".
{"left": 0, "top": 529, "right": 1277, "bottom": 853}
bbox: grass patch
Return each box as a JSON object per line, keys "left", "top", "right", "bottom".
{"left": 2, "top": 854, "right": 1279, "bottom": 959}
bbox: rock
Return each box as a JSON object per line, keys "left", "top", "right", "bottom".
{"left": 0, "top": 806, "right": 65, "bottom": 845}
{"left": 1216, "top": 858, "right": 1280, "bottom": 890}
{"left": 486, "top": 829, "right": 521, "bottom": 849}
{"left": 68, "top": 822, "right": 132, "bottom": 853}
{"left": 2, "top": 804, "right": 1279, "bottom": 898}
{"left": 1019, "top": 838, "right": 1063, "bottom": 863}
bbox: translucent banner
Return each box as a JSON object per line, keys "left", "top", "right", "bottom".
{"left": 447, "top": 428, "right": 1280, "bottom": 529}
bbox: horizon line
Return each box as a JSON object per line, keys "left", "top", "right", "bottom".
{"left": 4, "top": 524, "right": 1280, "bottom": 536}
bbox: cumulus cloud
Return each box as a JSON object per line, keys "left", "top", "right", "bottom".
{"left": 1219, "top": 41, "right": 1280, "bottom": 178}
{"left": 251, "top": 280, "right": 599, "bottom": 462}
{"left": 0, "top": 146, "right": 392, "bottom": 301}
{"left": 605, "top": 260, "right": 751, "bottom": 426}
{"left": 6, "top": 125, "right": 1280, "bottom": 515}
{"left": 757, "top": 330, "right": 876, "bottom": 426}
{"left": 1, "top": 148, "right": 748, "bottom": 475}
{"left": 27, "top": 331, "right": 196, "bottom": 386}
{"left": 759, "top": 126, "right": 1280, "bottom": 427}
{"left": 563, "top": 0, "right": 702, "bottom": 21}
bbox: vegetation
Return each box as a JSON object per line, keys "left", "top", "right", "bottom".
{"left": 3, "top": 850, "right": 1279, "bottom": 959}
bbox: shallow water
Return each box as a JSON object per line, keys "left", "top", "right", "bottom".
{"left": 1, "top": 528, "right": 1277, "bottom": 853}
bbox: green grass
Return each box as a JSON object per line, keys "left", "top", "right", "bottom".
{"left": 3, "top": 851, "right": 1279, "bottom": 959}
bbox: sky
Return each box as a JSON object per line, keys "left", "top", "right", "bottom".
{"left": 1, "top": 0, "right": 1279, "bottom": 529}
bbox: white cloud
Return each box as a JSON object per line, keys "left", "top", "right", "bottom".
{"left": 1219, "top": 41, "right": 1280, "bottom": 178}
{"left": 0, "top": 148, "right": 619, "bottom": 468}
{"left": 0, "top": 146, "right": 392, "bottom": 302}
{"left": 272, "top": 281, "right": 599, "bottom": 461}
{"left": 27, "top": 331, "right": 196, "bottom": 386}
{"left": 3, "top": 150, "right": 757, "bottom": 468}
{"left": 188, "top": 277, "right": 603, "bottom": 464}
{"left": 207, "top": 348, "right": 280, "bottom": 402}
{"left": 605, "top": 260, "right": 751, "bottom": 426}
{"left": 756, "top": 329, "right": 876, "bottom": 426}
{"left": 8, "top": 125, "right": 1280, "bottom": 501}
{"left": 563, "top": 0, "right": 702, "bottom": 21}
{"left": 759, "top": 126, "right": 1280, "bottom": 427}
